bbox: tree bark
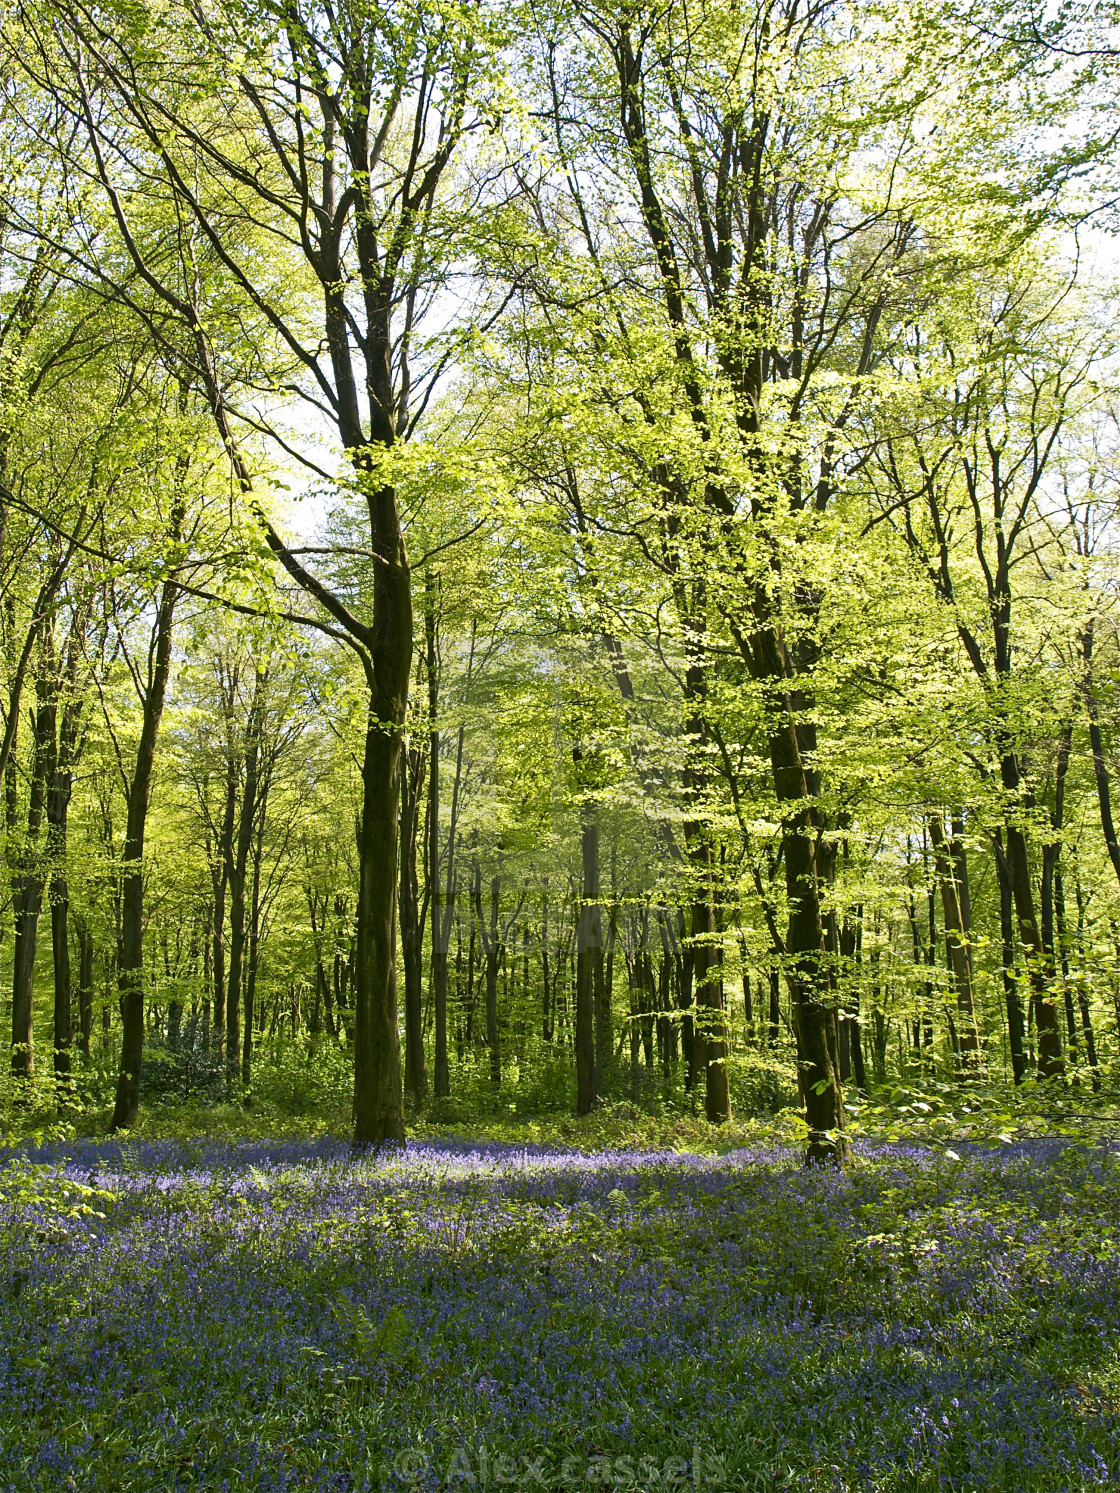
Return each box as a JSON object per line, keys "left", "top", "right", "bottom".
{"left": 75, "top": 914, "right": 93, "bottom": 1062}
{"left": 574, "top": 799, "right": 601, "bottom": 1116}
{"left": 927, "top": 813, "right": 981, "bottom": 1068}
{"left": 473, "top": 863, "right": 502, "bottom": 1087}
{"left": 399, "top": 740, "right": 427, "bottom": 1107}
{"left": 994, "top": 832, "right": 1028, "bottom": 1084}
{"left": 111, "top": 551, "right": 179, "bottom": 1130}
{"left": 11, "top": 690, "right": 48, "bottom": 1079}
{"left": 426, "top": 584, "right": 458, "bottom": 1103}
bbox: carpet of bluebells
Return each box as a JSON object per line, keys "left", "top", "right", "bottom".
{"left": 1, "top": 1135, "right": 1119, "bottom": 1492}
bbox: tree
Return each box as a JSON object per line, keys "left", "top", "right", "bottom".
{"left": 19, "top": 0, "right": 511, "bottom": 1141}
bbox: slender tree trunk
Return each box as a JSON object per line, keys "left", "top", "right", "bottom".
{"left": 11, "top": 678, "right": 50, "bottom": 1078}
{"left": 111, "top": 559, "right": 179, "bottom": 1130}
{"left": 465, "top": 910, "right": 477, "bottom": 1048}
{"left": 473, "top": 868, "right": 502, "bottom": 1086}
{"left": 575, "top": 796, "right": 602, "bottom": 1115}
{"left": 692, "top": 874, "right": 730, "bottom": 1123}
{"left": 1071, "top": 871, "right": 1100, "bottom": 1090}
{"left": 47, "top": 660, "right": 83, "bottom": 1083}
{"left": 399, "top": 741, "right": 427, "bottom": 1106}
{"left": 224, "top": 677, "right": 264, "bottom": 1092}
{"left": 994, "top": 833, "right": 1028, "bottom": 1084}
{"left": 427, "top": 586, "right": 461, "bottom": 1101}
{"left": 928, "top": 813, "right": 981, "bottom": 1068}
{"left": 75, "top": 914, "right": 93, "bottom": 1062}
{"left": 242, "top": 804, "right": 265, "bottom": 1097}
{"left": 994, "top": 727, "right": 1064, "bottom": 1077}
{"left": 209, "top": 816, "right": 231, "bottom": 1060}
{"left": 1084, "top": 618, "right": 1120, "bottom": 898}
{"left": 540, "top": 884, "right": 552, "bottom": 1043}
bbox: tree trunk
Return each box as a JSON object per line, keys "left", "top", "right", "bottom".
{"left": 399, "top": 741, "right": 427, "bottom": 1107}
{"left": 574, "top": 804, "right": 601, "bottom": 1115}
{"left": 427, "top": 584, "right": 462, "bottom": 1101}
{"left": 928, "top": 813, "right": 981, "bottom": 1069}
{"left": 692, "top": 880, "right": 730, "bottom": 1123}
{"left": 473, "top": 866, "right": 502, "bottom": 1087}
{"left": 11, "top": 679, "right": 50, "bottom": 1078}
{"left": 352, "top": 693, "right": 407, "bottom": 1146}
{"left": 75, "top": 914, "right": 93, "bottom": 1061}
{"left": 111, "top": 559, "right": 179, "bottom": 1130}
{"left": 540, "top": 884, "right": 552, "bottom": 1043}
{"left": 47, "top": 650, "right": 83, "bottom": 1083}
{"left": 769, "top": 712, "right": 844, "bottom": 1161}
{"left": 224, "top": 666, "right": 268, "bottom": 1094}
{"left": 1083, "top": 617, "right": 1120, "bottom": 897}
{"left": 1001, "top": 818, "right": 1064, "bottom": 1076}
{"left": 995, "top": 833, "right": 1028, "bottom": 1084}
{"left": 242, "top": 801, "right": 266, "bottom": 1097}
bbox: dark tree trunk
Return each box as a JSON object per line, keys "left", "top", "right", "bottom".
{"left": 540, "top": 884, "right": 552, "bottom": 1043}
{"left": 995, "top": 833, "right": 1028, "bottom": 1084}
{"left": 574, "top": 797, "right": 602, "bottom": 1116}
{"left": 209, "top": 795, "right": 233, "bottom": 1059}
{"left": 75, "top": 914, "right": 93, "bottom": 1061}
{"left": 1083, "top": 618, "right": 1120, "bottom": 899}
{"left": 399, "top": 741, "right": 427, "bottom": 1107}
{"left": 242, "top": 803, "right": 266, "bottom": 1097}
{"left": 111, "top": 555, "right": 179, "bottom": 1131}
{"left": 427, "top": 579, "right": 462, "bottom": 1100}
{"left": 768, "top": 966, "right": 780, "bottom": 1049}
{"left": 352, "top": 681, "right": 408, "bottom": 1146}
{"left": 11, "top": 676, "right": 50, "bottom": 1077}
{"left": 484, "top": 875, "right": 501, "bottom": 1085}
{"left": 225, "top": 666, "right": 268, "bottom": 1095}
{"left": 768, "top": 712, "right": 844, "bottom": 1161}
{"left": 1001, "top": 814, "right": 1063, "bottom": 1076}
{"left": 47, "top": 648, "right": 83, "bottom": 1082}
{"left": 692, "top": 881, "right": 730, "bottom": 1123}
{"left": 465, "top": 912, "right": 477, "bottom": 1048}
{"left": 1071, "top": 872, "right": 1100, "bottom": 1089}
{"left": 51, "top": 885, "right": 71, "bottom": 1080}
{"left": 928, "top": 813, "right": 981, "bottom": 1069}
{"left": 739, "top": 932, "right": 753, "bottom": 1045}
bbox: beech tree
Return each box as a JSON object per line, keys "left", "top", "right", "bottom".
{"left": 18, "top": 0, "right": 510, "bottom": 1140}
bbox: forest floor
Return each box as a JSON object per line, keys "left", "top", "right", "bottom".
{"left": 1, "top": 1124, "right": 1119, "bottom": 1491}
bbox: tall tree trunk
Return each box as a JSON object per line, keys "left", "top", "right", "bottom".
{"left": 574, "top": 798, "right": 601, "bottom": 1116}
{"left": 540, "top": 883, "right": 552, "bottom": 1043}
{"left": 1070, "top": 871, "right": 1101, "bottom": 1090}
{"left": 928, "top": 813, "right": 981, "bottom": 1069}
{"left": 768, "top": 710, "right": 844, "bottom": 1160}
{"left": 352, "top": 690, "right": 408, "bottom": 1145}
{"left": 427, "top": 583, "right": 462, "bottom": 1102}
{"left": 11, "top": 674, "right": 50, "bottom": 1077}
{"left": 111, "top": 559, "right": 179, "bottom": 1130}
{"left": 47, "top": 649, "right": 83, "bottom": 1083}
{"left": 473, "top": 865, "right": 502, "bottom": 1086}
{"left": 75, "top": 914, "right": 93, "bottom": 1062}
{"left": 692, "top": 867, "right": 730, "bottom": 1123}
{"left": 225, "top": 667, "right": 267, "bottom": 1094}
{"left": 1001, "top": 818, "right": 1063, "bottom": 1076}
{"left": 209, "top": 802, "right": 232, "bottom": 1060}
{"left": 242, "top": 799, "right": 266, "bottom": 1096}
{"left": 994, "top": 833, "right": 1028, "bottom": 1084}
{"left": 399, "top": 740, "right": 427, "bottom": 1107}
{"left": 1083, "top": 617, "right": 1120, "bottom": 896}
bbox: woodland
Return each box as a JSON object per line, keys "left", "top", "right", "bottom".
{"left": 4, "top": 0, "right": 1120, "bottom": 1155}
{"left": 2, "top": 0, "right": 1120, "bottom": 1486}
